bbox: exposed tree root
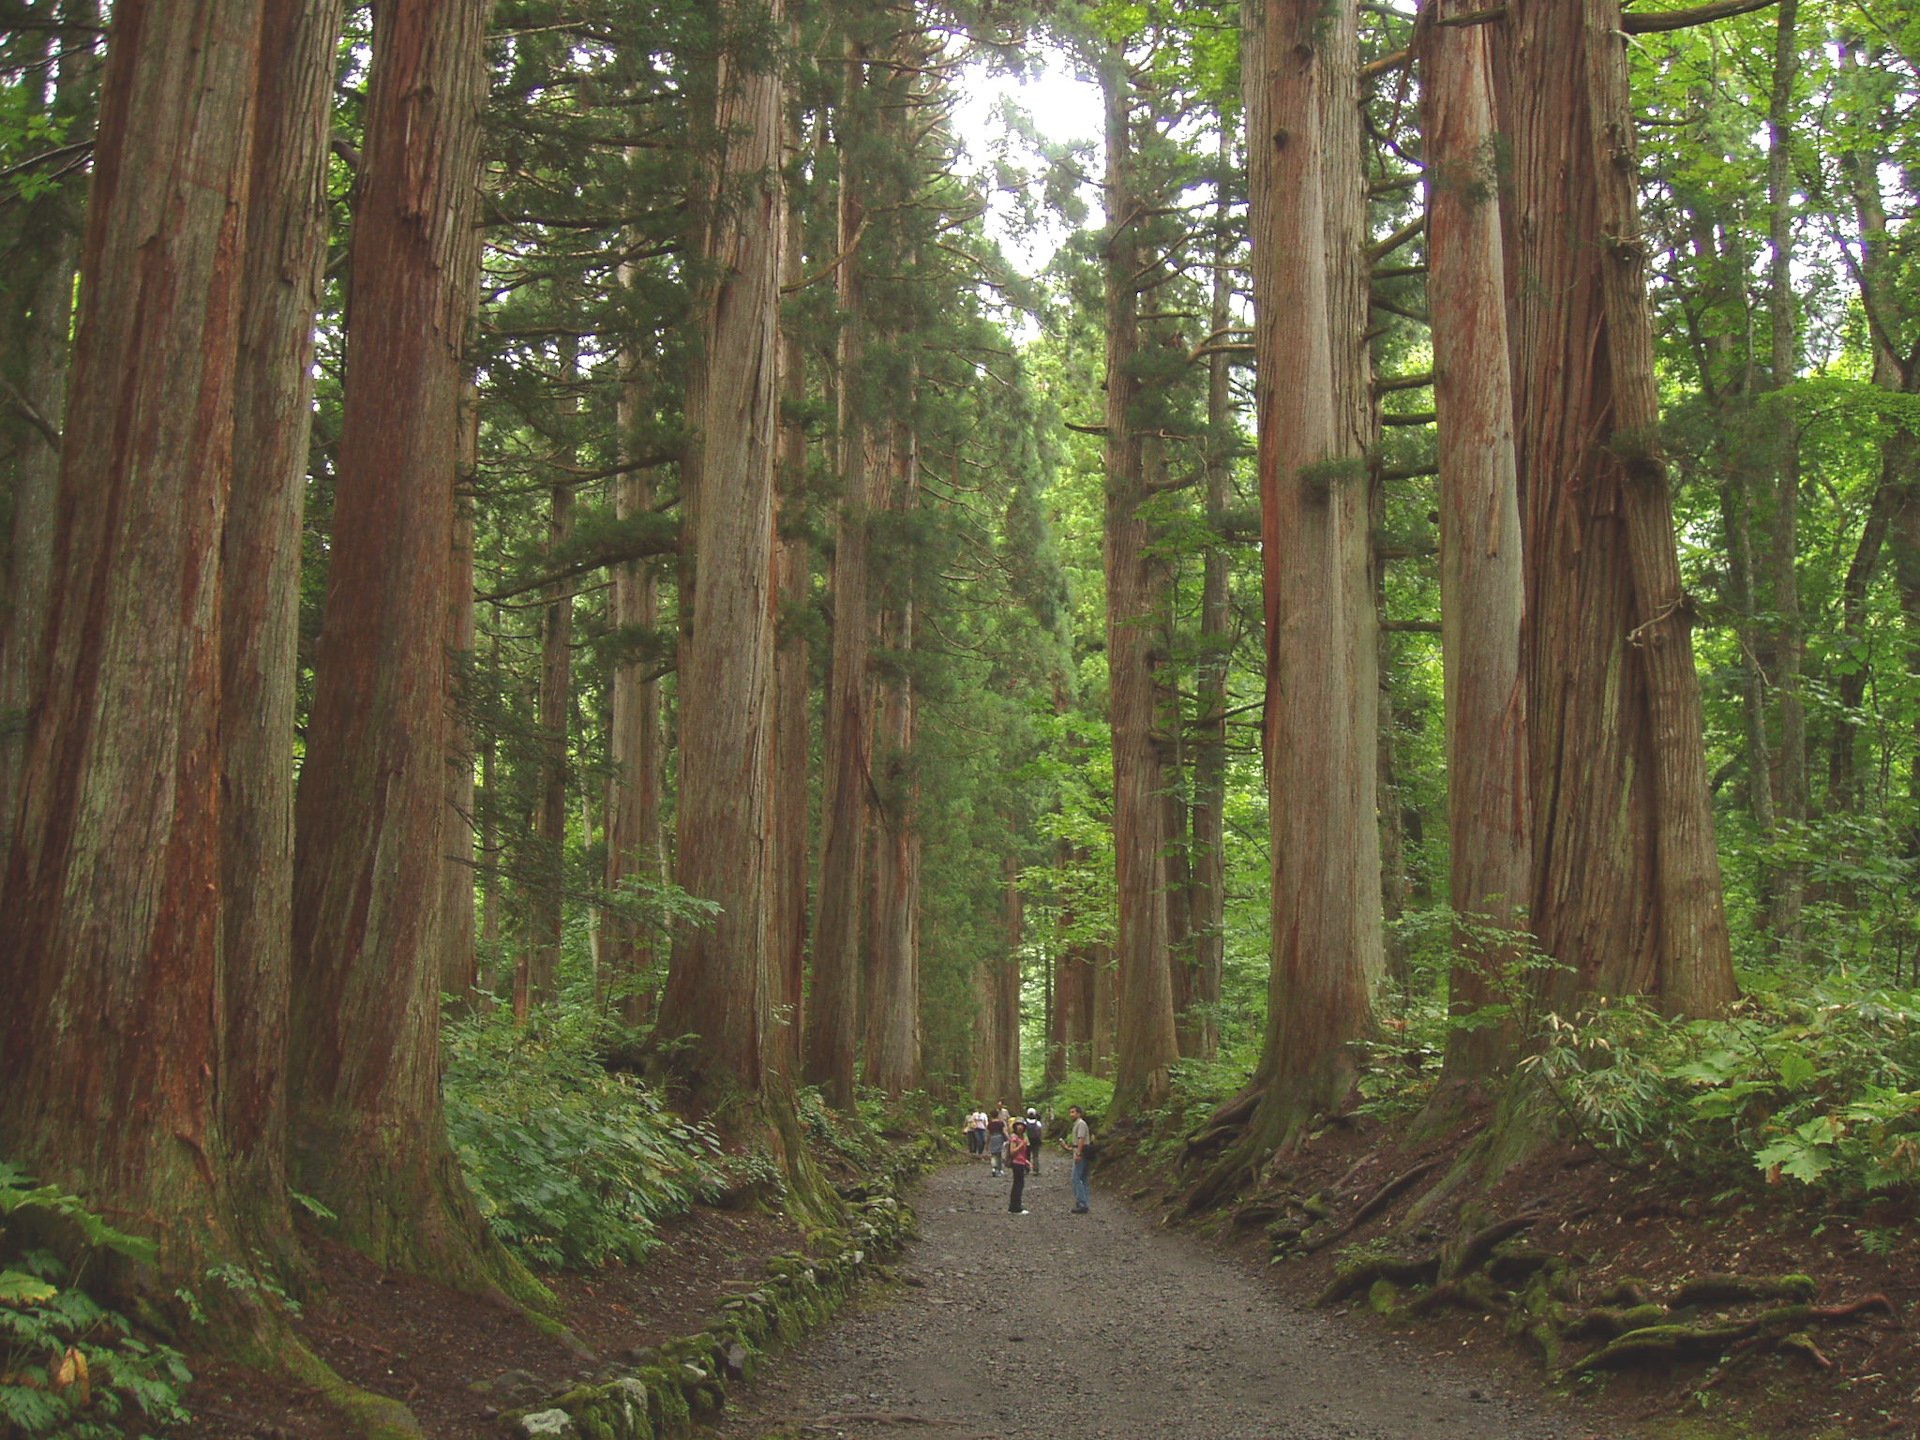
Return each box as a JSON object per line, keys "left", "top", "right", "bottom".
{"left": 1671, "top": 1272, "right": 1816, "bottom": 1308}
{"left": 1302, "top": 1157, "right": 1443, "bottom": 1253}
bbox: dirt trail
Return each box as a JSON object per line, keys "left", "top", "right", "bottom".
{"left": 708, "top": 1158, "right": 1628, "bottom": 1440}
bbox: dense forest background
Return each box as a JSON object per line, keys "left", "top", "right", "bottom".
{"left": 5, "top": 0, "right": 1920, "bottom": 1431}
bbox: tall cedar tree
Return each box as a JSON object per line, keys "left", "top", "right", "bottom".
{"left": 221, "top": 0, "right": 348, "bottom": 1252}
{"left": 808, "top": 18, "right": 890, "bottom": 1110}
{"left": 1501, "top": 0, "right": 1735, "bottom": 1014}
{"left": 1101, "top": 42, "right": 1182, "bottom": 1117}
{"left": 655, "top": 0, "right": 786, "bottom": 1106}
{"left": 288, "top": 0, "right": 534, "bottom": 1297}
{"left": 1224, "top": 0, "right": 1382, "bottom": 1166}
{"left": 0, "top": 0, "right": 265, "bottom": 1279}
{"left": 1418, "top": 0, "right": 1530, "bottom": 1086}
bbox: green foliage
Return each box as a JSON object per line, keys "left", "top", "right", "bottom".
{"left": 1044, "top": 1072, "right": 1115, "bottom": 1133}
{"left": 0, "top": 1164, "right": 191, "bottom": 1439}
{"left": 1525, "top": 981, "right": 1920, "bottom": 1202}
{"left": 444, "top": 1005, "right": 736, "bottom": 1270}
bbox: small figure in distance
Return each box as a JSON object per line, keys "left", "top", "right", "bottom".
{"left": 1024, "top": 1107, "right": 1044, "bottom": 1176}
{"left": 963, "top": 1106, "right": 985, "bottom": 1158}
{"left": 987, "top": 1100, "right": 1008, "bottom": 1176}
{"left": 1006, "top": 1118, "right": 1032, "bottom": 1214}
{"left": 1068, "top": 1104, "right": 1091, "bottom": 1214}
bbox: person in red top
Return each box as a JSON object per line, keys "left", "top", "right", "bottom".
{"left": 1006, "top": 1119, "right": 1032, "bottom": 1214}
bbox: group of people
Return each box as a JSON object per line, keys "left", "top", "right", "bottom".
{"left": 962, "top": 1101, "right": 1093, "bottom": 1215}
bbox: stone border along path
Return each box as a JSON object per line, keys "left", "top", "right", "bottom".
{"left": 704, "top": 1155, "right": 1633, "bottom": 1440}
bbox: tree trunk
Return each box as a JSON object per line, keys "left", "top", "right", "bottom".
{"left": 1237, "top": 0, "right": 1380, "bottom": 1151}
{"left": 1830, "top": 40, "right": 1911, "bottom": 815}
{"left": 654, "top": 0, "right": 786, "bottom": 1107}
{"left": 444, "top": 376, "right": 480, "bottom": 1010}
{"left": 520, "top": 339, "right": 578, "bottom": 1016}
{"left": 1188, "top": 142, "right": 1232, "bottom": 1062}
{"left": 807, "top": 31, "right": 882, "bottom": 1111}
{"left": 1101, "top": 47, "right": 1181, "bottom": 1117}
{"left": 0, "top": 0, "right": 264, "bottom": 1283}
{"left": 604, "top": 271, "right": 666, "bottom": 1029}
{"left": 1420, "top": 0, "right": 1531, "bottom": 1086}
{"left": 1502, "top": 0, "right": 1735, "bottom": 1016}
{"left": 1764, "top": 0, "right": 1805, "bottom": 947}
{"left": 0, "top": 0, "right": 95, "bottom": 873}
{"left": 863, "top": 417, "right": 921, "bottom": 1097}
{"left": 769, "top": 157, "right": 812, "bottom": 1079}
{"left": 288, "top": 0, "right": 524, "bottom": 1296}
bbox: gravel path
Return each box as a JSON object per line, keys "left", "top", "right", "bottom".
{"left": 708, "top": 1158, "right": 1626, "bottom": 1440}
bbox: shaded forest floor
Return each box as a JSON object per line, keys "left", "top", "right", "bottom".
{"left": 1104, "top": 1105, "right": 1920, "bottom": 1438}
{"left": 184, "top": 1203, "right": 805, "bottom": 1438}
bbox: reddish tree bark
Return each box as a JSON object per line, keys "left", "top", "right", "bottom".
{"left": 221, "top": 0, "right": 348, "bottom": 1244}
{"left": 1502, "top": 0, "right": 1735, "bottom": 1016}
{"left": 1419, "top": 0, "right": 1531, "bottom": 1085}
{"left": 1101, "top": 47, "right": 1181, "bottom": 1117}
{"left": 863, "top": 417, "right": 921, "bottom": 1097}
{"left": 1235, "top": 0, "right": 1381, "bottom": 1153}
{"left": 0, "top": 0, "right": 263, "bottom": 1276}
{"left": 807, "top": 28, "right": 886, "bottom": 1111}
{"left": 287, "top": 0, "right": 524, "bottom": 1295}
{"left": 655, "top": 0, "right": 786, "bottom": 1106}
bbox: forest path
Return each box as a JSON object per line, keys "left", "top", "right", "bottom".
{"left": 704, "top": 1158, "right": 1626, "bottom": 1440}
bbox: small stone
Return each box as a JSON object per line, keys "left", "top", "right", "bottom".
{"left": 515, "top": 1410, "right": 576, "bottom": 1439}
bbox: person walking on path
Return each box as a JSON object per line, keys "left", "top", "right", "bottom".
{"left": 1068, "top": 1104, "right": 1091, "bottom": 1213}
{"left": 963, "top": 1107, "right": 985, "bottom": 1157}
{"left": 987, "top": 1102, "right": 1009, "bottom": 1176}
{"left": 1024, "top": 1108, "right": 1044, "bottom": 1175}
{"left": 1007, "top": 1119, "right": 1032, "bottom": 1214}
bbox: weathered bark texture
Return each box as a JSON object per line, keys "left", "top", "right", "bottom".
{"left": 0, "top": 0, "right": 95, "bottom": 877}
{"left": 1502, "top": 0, "right": 1735, "bottom": 1016}
{"left": 1239, "top": 0, "right": 1381, "bottom": 1148}
{"left": 288, "top": 0, "right": 519, "bottom": 1293}
{"left": 863, "top": 417, "right": 921, "bottom": 1096}
{"left": 1420, "top": 0, "right": 1531, "bottom": 1084}
{"left": 654, "top": 0, "right": 786, "bottom": 1106}
{"left": 221, "top": 0, "right": 346, "bottom": 1240}
{"left": 0, "top": 0, "right": 263, "bottom": 1276}
{"left": 1101, "top": 49, "right": 1182, "bottom": 1117}
{"left": 807, "top": 30, "right": 884, "bottom": 1110}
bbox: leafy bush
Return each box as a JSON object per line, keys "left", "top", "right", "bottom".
{"left": 1525, "top": 980, "right": 1920, "bottom": 1200}
{"left": 1045, "top": 1072, "right": 1114, "bottom": 1132}
{"left": 0, "top": 1163, "right": 192, "bottom": 1439}
{"left": 444, "top": 1005, "right": 729, "bottom": 1270}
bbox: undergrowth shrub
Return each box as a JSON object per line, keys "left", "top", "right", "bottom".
{"left": 1526, "top": 978, "right": 1920, "bottom": 1201}
{"left": 444, "top": 1004, "right": 730, "bottom": 1270}
{"left": 0, "top": 1163, "right": 191, "bottom": 1439}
